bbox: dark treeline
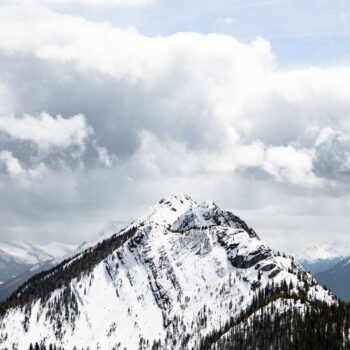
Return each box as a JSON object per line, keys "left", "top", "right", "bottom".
{"left": 210, "top": 302, "right": 350, "bottom": 350}
{"left": 200, "top": 281, "right": 350, "bottom": 350}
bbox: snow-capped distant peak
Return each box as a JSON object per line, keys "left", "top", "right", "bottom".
{"left": 0, "top": 241, "right": 52, "bottom": 265}
{"left": 0, "top": 240, "right": 76, "bottom": 265}
{"left": 300, "top": 240, "right": 350, "bottom": 262}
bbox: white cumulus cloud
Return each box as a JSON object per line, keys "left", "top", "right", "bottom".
{"left": 0, "top": 113, "right": 93, "bottom": 150}
{"left": 1, "top": 4, "right": 350, "bottom": 187}
{"left": 263, "top": 146, "right": 321, "bottom": 188}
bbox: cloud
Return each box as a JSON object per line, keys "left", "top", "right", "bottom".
{"left": 217, "top": 17, "right": 235, "bottom": 25}
{"left": 4, "top": 0, "right": 154, "bottom": 8}
{"left": 0, "top": 150, "right": 47, "bottom": 180}
{"left": 93, "top": 141, "right": 118, "bottom": 167}
{"left": 263, "top": 146, "right": 320, "bottom": 188}
{"left": 0, "top": 113, "right": 92, "bottom": 150}
{"left": 1, "top": 3, "right": 350, "bottom": 188}
{"left": 0, "top": 82, "right": 12, "bottom": 115}
{"left": 0, "top": 3, "right": 350, "bottom": 251}
{"left": 313, "top": 127, "right": 350, "bottom": 180}
{"left": 0, "top": 151, "right": 24, "bottom": 177}
{"left": 132, "top": 132, "right": 321, "bottom": 188}
{"left": 340, "top": 10, "right": 350, "bottom": 23}
{"left": 46, "top": 0, "right": 154, "bottom": 6}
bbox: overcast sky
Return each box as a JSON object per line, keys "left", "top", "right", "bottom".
{"left": 0, "top": 0, "right": 350, "bottom": 254}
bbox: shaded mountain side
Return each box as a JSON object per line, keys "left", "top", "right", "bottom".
{"left": 0, "top": 257, "right": 32, "bottom": 285}
{"left": 300, "top": 257, "right": 344, "bottom": 275}
{"left": 315, "top": 257, "right": 350, "bottom": 302}
{"left": 0, "top": 261, "right": 54, "bottom": 302}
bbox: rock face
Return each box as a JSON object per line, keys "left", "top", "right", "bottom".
{"left": 0, "top": 194, "right": 334, "bottom": 350}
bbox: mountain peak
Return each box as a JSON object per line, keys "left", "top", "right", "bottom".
{"left": 136, "top": 193, "right": 196, "bottom": 227}
{"left": 159, "top": 193, "right": 195, "bottom": 205}
{"left": 139, "top": 195, "right": 258, "bottom": 240}
{"left": 0, "top": 195, "right": 336, "bottom": 350}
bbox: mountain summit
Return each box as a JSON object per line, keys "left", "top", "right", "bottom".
{"left": 0, "top": 195, "right": 339, "bottom": 349}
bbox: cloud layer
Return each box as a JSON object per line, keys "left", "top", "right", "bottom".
{"left": 0, "top": 2, "right": 350, "bottom": 252}
{"left": 0, "top": 113, "right": 91, "bottom": 150}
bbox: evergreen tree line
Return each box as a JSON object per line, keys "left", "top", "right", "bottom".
{"left": 199, "top": 281, "right": 350, "bottom": 350}
{"left": 208, "top": 301, "right": 350, "bottom": 350}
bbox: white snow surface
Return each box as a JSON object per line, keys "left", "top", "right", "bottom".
{"left": 0, "top": 194, "right": 335, "bottom": 350}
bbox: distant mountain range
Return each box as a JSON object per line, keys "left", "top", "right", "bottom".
{"left": 0, "top": 241, "right": 76, "bottom": 301}
{"left": 0, "top": 222, "right": 126, "bottom": 302}
{"left": 298, "top": 240, "right": 350, "bottom": 274}
{"left": 298, "top": 241, "right": 350, "bottom": 301}
{"left": 314, "top": 257, "right": 350, "bottom": 302}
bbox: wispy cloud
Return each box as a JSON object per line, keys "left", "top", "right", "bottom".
{"left": 340, "top": 9, "right": 350, "bottom": 23}
{"left": 37, "top": 0, "right": 154, "bottom": 7}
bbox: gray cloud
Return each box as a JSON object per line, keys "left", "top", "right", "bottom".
{"left": 0, "top": 3, "right": 350, "bottom": 253}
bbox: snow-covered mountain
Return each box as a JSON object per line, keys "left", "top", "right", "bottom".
{"left": 0, "top": 194, "right": 337, "bottom": 349}
{"left": 298, "top": 240, "right": 350, "bottom": 274}
{"left": 0, "top": 241, "right": 76, "bottom": 284}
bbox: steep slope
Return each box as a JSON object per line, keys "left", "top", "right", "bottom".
{"left": 0, "top": 194, "right": 335, "bottom": 350}
{"left": 315, "top": 257, "right": 350, "bottom": 302}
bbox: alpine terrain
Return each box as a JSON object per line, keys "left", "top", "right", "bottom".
{"left": 0, "top": 194, "right": 349, "bottom": 350}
